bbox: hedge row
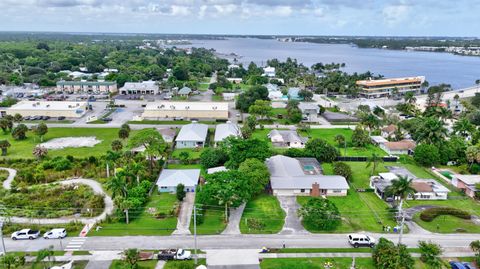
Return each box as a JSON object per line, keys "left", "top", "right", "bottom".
{"left": 420, "top": 207, "right": 471, "bottom": 222}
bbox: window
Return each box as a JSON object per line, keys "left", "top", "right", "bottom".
{"left": 300, "top": 189, "right": 305, "bottom": 193}
{"left": 161, "top": 186, "right": 167, "bottom": 189}
{"left": 333, "top": 190, "right": 342, "bottom": 193}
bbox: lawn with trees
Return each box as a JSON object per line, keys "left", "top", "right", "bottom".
{"left": 239, "top": 194, "right": 285, "bottom": 234}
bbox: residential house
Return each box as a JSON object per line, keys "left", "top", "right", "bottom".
{"left": 120, "top": 81, "right": 159, "bottom": 95}
{"left": 263, "top": 66, "right": 276, "bottom": 77}
{"left": 175, "top": 123, "right": 208, "bottom": 148}
{"left": 207, "top": 166, "right": 228, "bottom": 174}
{"left": 265, "top": 83, "right": 285, "bottom": 101}
{"left": 156, "top": 169, "right": 200, "bottom": 193}
{"left": 214, "top": 122, "right": 241, "bottom": 146}
{"left": 298, "top": 102, "right": 320, "bottom": 122}
{"left": 268, "top": 130, "right": 308, "bottom": 148}
{"left": 222, "top": 92, "right": 238, "bottom": 101}
{"left": 370, "top": 172, "right": 449, "bottom": 200}
{"left": 157, "top": 128, "right": 177, "bottom": 143}
{"left": 227, "top": 78, "right": 243, "bottom": 84}
{"left": 380, "top": 140, "right": 416, "bottom": 155}
{"left": 381, "top": 124, "right": 398, "bottom": 138}
{"left": 370, "top": 136, "right": 389, "bottom": 146}
{"left": 288, "top": 87, "right": 302, "bottom": 100}
{"left": 451, "top": 174, "right": 480, "bottom": 198}
{"left": 267, "top": 155, "right": 349, "bottom": 196}
{"left": 177, "top": 87, "right": 192, "bottom": 97}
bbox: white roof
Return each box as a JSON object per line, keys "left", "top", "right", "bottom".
{"left": 371, "top": 136, "right": 388, "bottom": 144}
{"left": 207, "top": 166, "right": 228, "bottom": 174}
{"left": 156, "top": 169, "right": 200, "bottom": 188}
{"left": 267, "top": 155, "right": 349, "bottom": 190}
{"left": 268, "top": 130, "right": 307, "bottom": 144}
{"left": 176, "top": 123, "right": 208, "bottom": 142}
{"left": 144, "top": 101, "right": 229, "bottom": 112}
{"left": 454, "top": 174, "right": 480, "bottom": 185}
{"left": 379, "top": 173, "right": 399, "bottom": 181}
{"left": 7, "top": 101, "right": 87, "bottom": 111}
{"left": 121, "top": 81, "right": 158, "bottom": 90}
{"left": 214, "top": 123, "right": 240, "bottom": 142}
{"left": 263, "top": 66, "right": 275, "bottom": 72}
{"left": 298, "top": 102, "right": 319, "bottom": 112}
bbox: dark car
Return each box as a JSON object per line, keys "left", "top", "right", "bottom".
{"left": 102, "top": 117, "right": 112, "bottom": 122}
{"left": 450, "top": 261, "right": 475, "bottom": 269}
{"left": 58, "top": 116, "right": 66, "bottom": 120}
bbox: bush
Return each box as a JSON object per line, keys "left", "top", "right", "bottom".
{"left": 414, "top": 144, "right": 440, "bottom": 167}
{"left": 247, "top": 218, "right": 266, "bottom": 230}
{"left": 333, "top": 162, "right": 353, "bottom": 182}
{"left": 298, "top": 198, "right": 341, "bottom": 231}
{"left": 419, "top": 207, "right": 471, "bottom": 222}
{"left": 200, "top": 148, "right": 228, "bottom": 168}
{"left": 305, "top": 138, "right": 339, "bottom": 163}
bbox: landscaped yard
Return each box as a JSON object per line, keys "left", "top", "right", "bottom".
{"left": 92, "top": 193, "right": 178, "bottom": 236}
{"left": 164, "top": 259, "right": 207, "bottom": 269}
{"left": 110, "top": 260, "right": 158, "bottom": 269}
{"left": 171, "top": 148, "right": 205, "bottom": 160}
{"left": 240, "top": 194, "right": 285, "bottom": 234}
{"left": 260, "top": 257, "right": 375, "bottom": 269}
{"left": 0, "top": 127, "right": 134, "bottom": 159}
{"left": 17, "top": 261, "right": 88, "bottom": 269}
{"left": 413, "top": 213, "right": 480, "bottom": 233}
{"left": 189, "top": 204, "right": 227, "bottom": 235}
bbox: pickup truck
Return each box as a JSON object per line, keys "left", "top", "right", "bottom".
{"left": 157, "top": 249, "right": 192, "bottom": 261}
{"left": 11, "top": 229, "right": 40, "bottom": 240}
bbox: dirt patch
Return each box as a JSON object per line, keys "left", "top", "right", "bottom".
{"left": 39, "top": 137, "right": 102, "bottom": 150}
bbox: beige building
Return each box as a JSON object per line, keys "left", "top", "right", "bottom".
{"left": 142, "top": 101, "right": 229, "bottom": 120}
{"left": 56, "top": 81, "right": 117, "bottom": 93}
{"left": 5, "top": 101, "right": 88, "bottom": 118}
{"left": 356, "top": 76, "right": 425, "bottom": 99}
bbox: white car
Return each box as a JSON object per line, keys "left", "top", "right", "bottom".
{"left": 11, "top": 229, "right": 40, "bottom": 240}
{"left": 43, "top": 228, "right": 67, "bottom": 239}
{"left": 347, "top": 234, "right": 376, "bottom": 248}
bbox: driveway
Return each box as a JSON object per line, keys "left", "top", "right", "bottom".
{"left": 173, "top": 192, "right": 195, "bottom": 235}
{"left": 222, "top": 203, "right": 246, "bottom": 235}
{"left": 0, "top": 167, "right": 16, "bottom": 190}
{"left": 277, "top": 196, "right": 309, "bottom": 235}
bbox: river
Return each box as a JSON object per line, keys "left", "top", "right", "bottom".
{"left": 178, "top": 38, "right": 480, "bottom": 89}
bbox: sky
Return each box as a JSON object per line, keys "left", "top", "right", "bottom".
{"left": 0, "top": 0, "right": 479, "bottom": 36}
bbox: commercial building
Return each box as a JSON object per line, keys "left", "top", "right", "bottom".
{"left": 119, "top": 81, "right": 159, "bottom": 95}
{"left": 56, "top": 81, "right": 117, "bottom": 94}
{"left": 4, "top": 101, "right": 87, "bottom": 118}
{"left": 141, "top": 101, "right": 229, "bottom": 120}
{"left": 267, "top": 155, "right": 349, "bottom": 196}
{"left": 356, "top": 76, "right": 425, "bottom": 99}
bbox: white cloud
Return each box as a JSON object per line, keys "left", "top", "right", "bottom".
{"left": 382, "top": 4, "right": 410, "bottom": 26}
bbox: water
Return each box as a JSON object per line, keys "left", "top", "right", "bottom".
{"left": 178, "top": 38, "right": 480, "bottom": 89}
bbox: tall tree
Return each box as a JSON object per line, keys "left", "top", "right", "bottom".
{"left": 33, "top": 123, "right": 48, "bottom": 142}
{"left": 128, "top": 129, "right": 166, "bottom": 173}
{"left": 453, "top": 117, "right": 475, "bottom": 137}
{"left": 415, "top": 117, "right": 447, "bottom": 145}
{"left": 0, "top": 139, "right": 11, "bottom": 156}
{"left": 366, "top": 153, "right": 384, "bottom": 176}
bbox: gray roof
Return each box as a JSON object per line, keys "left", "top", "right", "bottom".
{"left": 266, "top": 155, "right": 349, "bottom": 190}
{"left": 176, "top": 123, "right": 208, "bottom": 142}
{"left": 214, "top": 123, "right": 240, "bottom": 142}
{"left": 121, "top": 81, "right": 158, "bottom": 91}
{"left": 322, "top": 111, "right": 359, "bottom": 122}
{"left": 156, "top": 169, "right": 200, "bottom": 187}
{"left": 298, "top": 102, "right": 319, "bottom": 112}
{"left": 268, "top": 130, "right": 308, "bottom": 144}
{"left": 178, "top": 87, "right": 192, "bottom": 95}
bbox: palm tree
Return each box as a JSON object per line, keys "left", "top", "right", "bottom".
{"left": 453, "top": 117, "right": 475, "bottom": 137}
{"left": 416, "top": 117, "right": 448, "bottom": 145}
{"left": 106, "top": 174, "right": 128, "bottom": 199}
{"left": 404, "top": 91, "right": 416, "bottom": 104}
{"left": 128, "top": 161, "right": 145, "bottom": 185}
{"left": 334, "top": 134, "right": 345, "bottom": 147}
{"left": 385, "top": 175, "right": 416, "bottom": 214}
{"left": 0, "top": 139, "right": 11, "bottom": 156}
{"left": 361, "top": 114, "right": 381, "bottom": 135}
{"left": 105, "top": 150, "right": 121, "bottom": 178}
{"left": 470, "top": 240, "right": 480, "bottom": 255}
{"left": 366, "top": 153, "right": 383, "bottom": 176}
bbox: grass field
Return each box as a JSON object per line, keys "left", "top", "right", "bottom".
{"left": 190, "top": 205, "right": 227, "bottom": 235}
{"left": 92, "top": 193, "right": 178, "bottom": 236}
{"left": 413, "top": 213, "right": 480, "bottom": 233}
{"left": 0, "top": 127, "right": 133, "bottom": 159}
{"left": 260, "top": 257, "right": 375, "bottom": 269}
{"left": 171, "top": 148, "right": 205, "bottom": 160}
{"left": 164, "top": 259, "right": 207, "bottom": 269}
{"left": 240, "top": 194, "right": 285, "bottom": 234}
{"left": 17, "top": 261, "right": 88, "bottom": 269}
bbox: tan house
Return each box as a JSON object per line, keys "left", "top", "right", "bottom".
{"left": 142, "top": 101, "right": 229, "bottom": 120}
{"left": 381, "top": 124, "right": 398, "bottom": 138}
{"left": 56, "top": 81, "right": 117, "bottom": 93}
{"left": 380, "top": 140, "right": 416, "bottom": 155}
{"left": 5, "top": 101, "right": 87, "bottom": 118}
{"left": 451, "top": 175, "right": 480, "bottom": 198}
{"left": 268, "top": 130, "right": 308, "bottom": 148}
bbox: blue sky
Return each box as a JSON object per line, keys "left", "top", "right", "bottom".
{"left": 0, "top": 0, "right": 478, "bottom": 36}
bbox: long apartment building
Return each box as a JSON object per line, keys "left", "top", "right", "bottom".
{"left": 356, "top": 76, "right": 425, "bottom": 99}
{"left": 56, "top": 81, "right": 118, "bottom": 94}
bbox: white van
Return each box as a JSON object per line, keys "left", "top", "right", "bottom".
{"left": 347, "top": 234, "right": 375, "bottom": 248}
{"left": 43, "top": 228, "right": 67, "bottom": 239}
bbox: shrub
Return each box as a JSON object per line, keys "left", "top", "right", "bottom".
{"left": 298, "top": 198, "right": 341, "bottom": 231}
{"left": 247, "top": 218, "right": 266, "bottom": 230}
{"left": 333, "top": 162, "right": 353, "bottom": 182}
{"left": 420, "top": 207, "right": 471, "bottom": 222}
{"left": 414, "top": 144, "right": 440, "bottom": 167}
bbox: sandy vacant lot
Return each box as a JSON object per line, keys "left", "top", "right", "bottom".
{"left": 39, "top": 136, "right": 102, "bottom": 150}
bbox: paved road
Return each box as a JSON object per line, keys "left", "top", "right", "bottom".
{"left": 5, "top": 233, "right": 480, "bottom": 252}
{"left": 173, "top": 192, "right": 194, "bottom": 235}
{"left": 277, "top": 196, "right": 309, "bottom": 235}
{"left": 222, "top": 203, "right": 246, "bottom": 235}
{"left": 0, "top": 176, "right": 113, "bottom": 225}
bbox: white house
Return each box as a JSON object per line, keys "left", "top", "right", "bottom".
{"left": 265, "top": 83, "right": 285, "bottom": 101}
{"left": 263, "top": 66, "right": 276, "bottom": 77}
{"left": 268, "top": 130, "right": 308, "bottom": 148}
{"left": 370, "top": 172, "right": 449, "bottom": 200}
{"left": 156, "top": 169, "right": 200, "bottom": 193}
{"left": 267, "top": 155, "right": 349, "bottom": 196}
{"left": 380, "top": 140, "right": 416, "bottom": 155}
{"left": 214, "top": 122, "right": 241, "bottom": 145}
{"left": 175, "top": 123, "right": 208, "bottom": 148}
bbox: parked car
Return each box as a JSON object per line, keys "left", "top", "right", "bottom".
{"left": 347, "top": 234, "right": 375, "bottom": 248}
{"left": 11, "top": 229, "right": 40, "bottom": 240}
{"left": 43, "top": 228, "right": 67, "bottom": 239}
{"left": 157, "top": 249, "right": 191, "bottom": 261}
{"left": 450, "top": 261, "right": 475, "bottom": 269}
{"left": 58, "top": 116, "right": 66, "bottom": 120}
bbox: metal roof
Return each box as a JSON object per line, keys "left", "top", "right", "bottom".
{"left": 214, "top": 123, "right": 240, "bottom": 142}
{"left": 176, "top": 123, "right": 208, "bottom": 142}
{"left": 156, "top": 169, "right": 200, "bottom": 187}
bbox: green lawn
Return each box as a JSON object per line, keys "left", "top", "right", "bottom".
{"left": 343, "top": 162, "right": 388, "bottom": 188}
{"left": 240, "top": 194, "right": 285, "bottom": 234}
{"left": 171, "top": 148, "right": 205, "bottom": 160}
{"left": 164, "top": 259, "right": 206, "bottom": 269}
{"left": 190, "top": 205, "right": 227, "bottom": 235}
{"left": 92, "top": 193, "right": 178, "bottom": 236}
{"left": 413, "top": 213, "right": 480, "bottom": 233}
{"left": 297, "top": 191, "right": 396, "bottom": 233}
{"left": 301, "top": 128, "right": 386, "bottom": 157}
{"left": 0, "top": 127, "right": 132, "bottom": 159}
{"left": 17, "top": 261, "right": 88, "bottom": 269}
{"left": 260, "top": 257, "right": 375, "bottom": 269}
{"left": 110, "top": 260, "right": 158, "bottom": 269}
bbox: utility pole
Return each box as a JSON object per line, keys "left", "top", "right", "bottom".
{"left": 193, "top": 205, "right": 198, "bottom": 265}
{"left": 398, "top": 208, "right": 406, "bottom": 245}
